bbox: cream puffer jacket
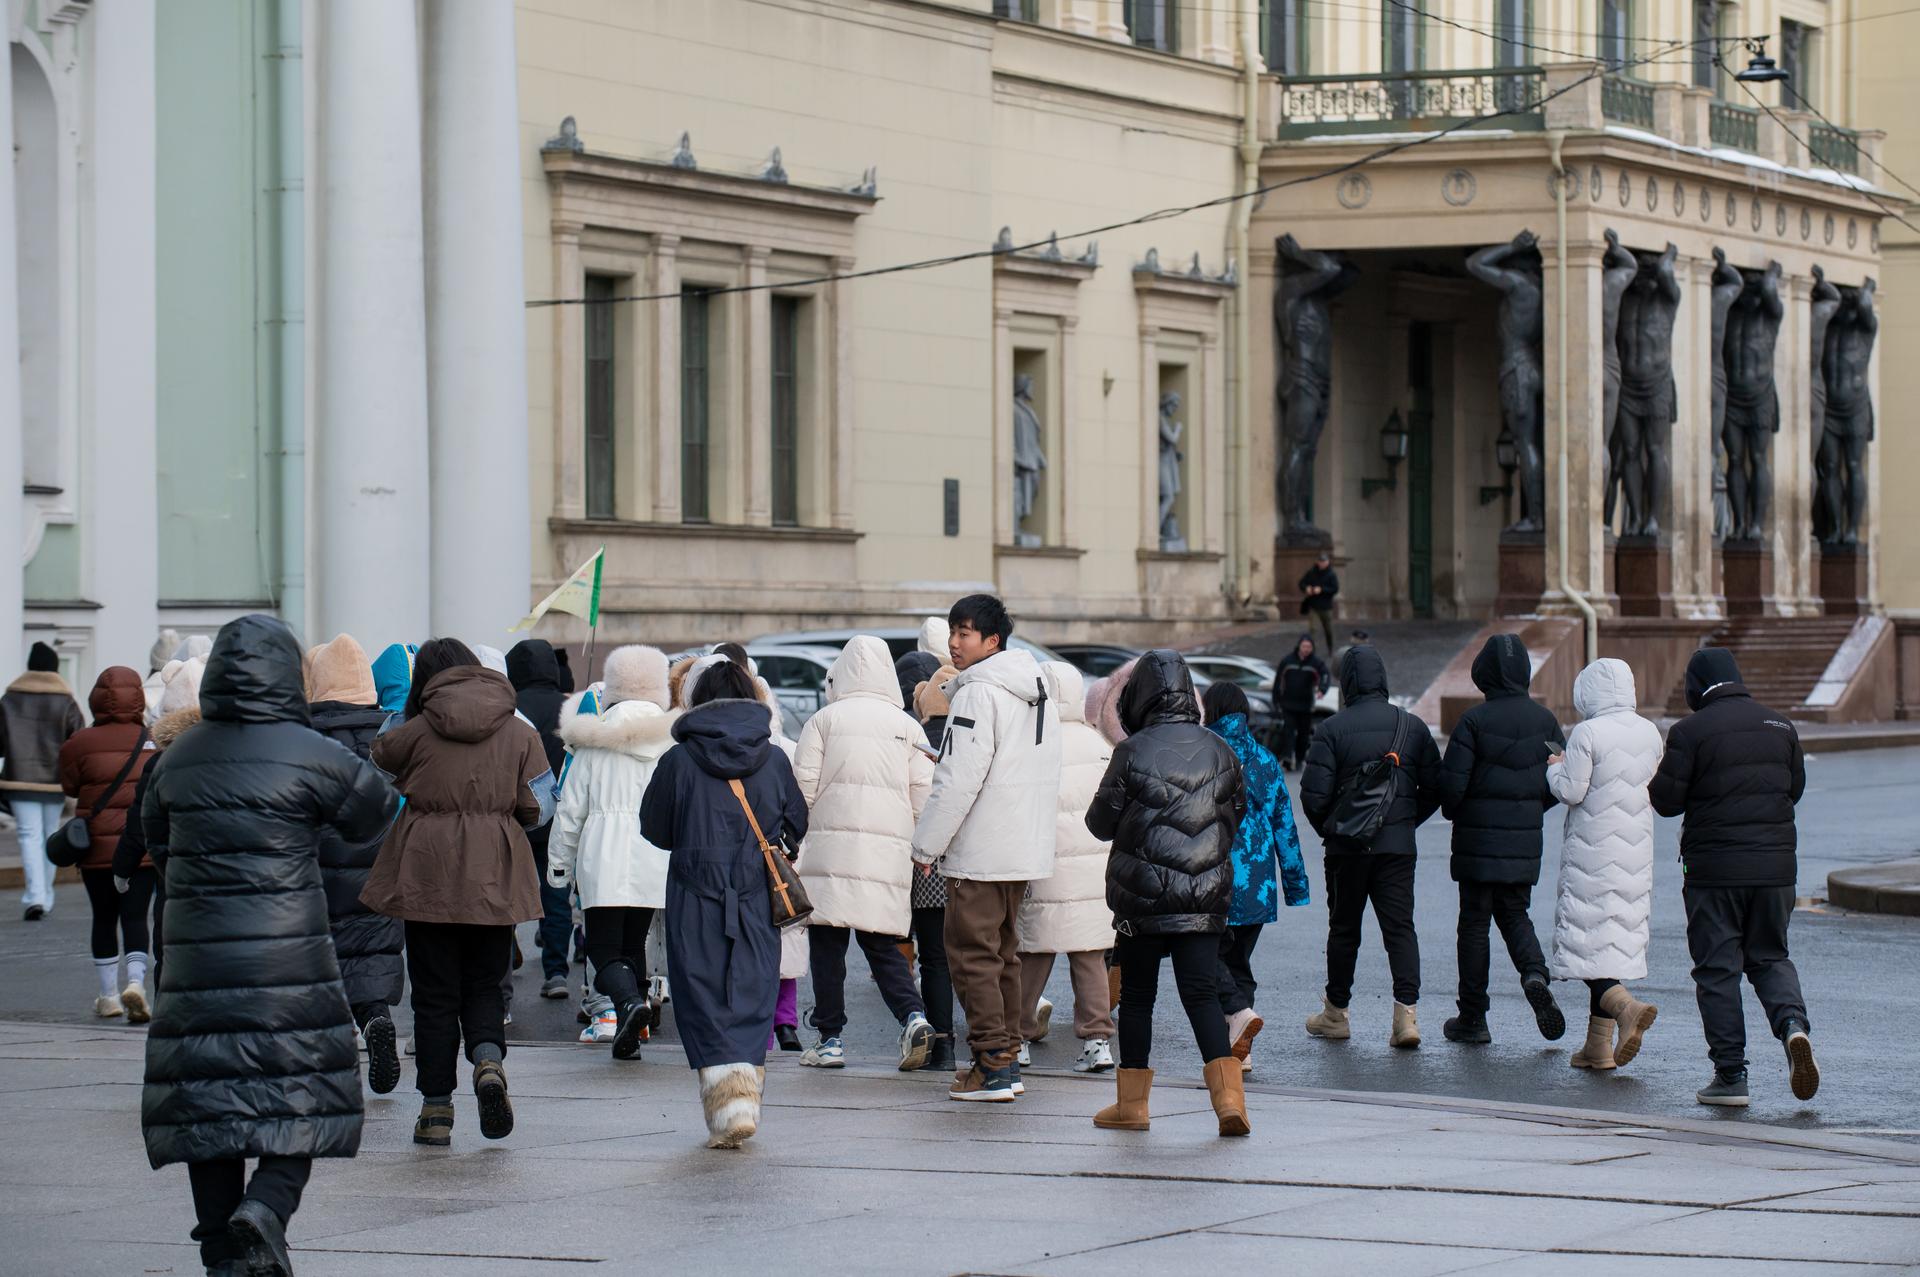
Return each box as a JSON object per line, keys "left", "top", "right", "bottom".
{"left": 547, "top": 698, "right": 678, "bottom": 910}
{"left": 1018, "top": 663, "right": 1116, "bottom": 955}
{"left": 793, "top": 636, "right": 935, "bottom": 936}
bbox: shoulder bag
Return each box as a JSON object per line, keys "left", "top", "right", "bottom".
{"left": 47, "top": 729, "right": 149, "bottom": 869}
{"left": 728, "top": 778, "right": 813, "bottom": 928}
{"left": 1324, "top": 710, "right": 1409, "bottom": 849}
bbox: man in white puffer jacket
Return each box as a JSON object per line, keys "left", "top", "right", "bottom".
{"left": 912, "top": 595, "right": 1061, "bottom": 1102}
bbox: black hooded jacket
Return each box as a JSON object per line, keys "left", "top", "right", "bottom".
{"left": 1086, "top": 651, "right": 1246, "bottom": 936}
{"left": 1299, "top": 645, "right": 1443, "bottom": 856}
{"left": 1273, "top": 636, "right": 1331, "bottom": 713}
{"left": 506, "top": 639, "right": 566, "bottom": 775}
{"left": 309, "top": 700, "right": 405, "bottom": 1009}
{"left": 641, "top": 698, "right": 810, "bottom": 889}
{"left": 1650, "top": 648, "right": 1804, "bottom": 888}
{"left": 894, "top": 650, "right": 946, "bottom": 750}
{"left": 139, "top": 615, "right": 399, "bottom": 1169}
{"left": 1438, "top": 635, "right": 1564, "bottom": 884}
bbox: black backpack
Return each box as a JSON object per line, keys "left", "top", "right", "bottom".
{"left": 1324, "top": 709, "right": 1410, "bottom": 848}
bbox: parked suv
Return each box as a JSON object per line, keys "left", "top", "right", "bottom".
{"left": 750, "top": 627, "right": 1066, "bottom": 667}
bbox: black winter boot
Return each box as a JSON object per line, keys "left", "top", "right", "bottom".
{"left": 612, "top": 998, "right": 649, "bottom": 1060}
{"left": 228, "top": 1198, "right": 291, "bottom": 1277}
{"left": 1443, "top": 1013, "right": 1491, "bottom": 1044}
{"left": 1523, "top": 975, "right": 1567, "bottom": 1041}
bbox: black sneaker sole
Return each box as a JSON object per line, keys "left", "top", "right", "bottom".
{"left": 1786, "top": 1033, "right": 1820, "bottom": 1101}
{"left": 229, "top": 1213, "right": 290, "bottom": 1277}
{"left": 475, "top": 1069, "right": 514, "bottom": 1139}
{"left": 364, "top": 1017, "right": 401, "bottom": 1095}
{"left": 1524, "top": 981, "right": 1567, "bottom": 1042}
{"left": 611, "top": 1014, "right": 646, "bottom": 1061}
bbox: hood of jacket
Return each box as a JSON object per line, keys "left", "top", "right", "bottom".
{"left": 1118, "top": 650, "right": 1200, "bottom": 735}
{"left": 1339, "top": 644, "right": 1390, "bottom": 704}
{"left": 601, "top": 644, "right": 669, "bottom": 709}
{"left": 671, "top": 698, "right": 773, "bottom": 779}
{"left": 950, "top": 646, "right": 1048, "bottom": 706}
{"left": 372, "top": 643, "right": 418, "bottom": 714}
{"left": 309, "top": 700, "right": 389, "bottom": 737}
{"left": 1684, "top": 647, "right": 1745, "bottom": 712}
{"left": 150, "top": 705, "right": 201, "bottom": 749}
{"left": 1573, "top": 657, "right": 1639, "bottom": 719}
{"left": 1044, "top": 661, "right": 1087, "bottom": 724}
{"left": 895, "top": 650, "right": 941, "bottom": 712}
{"left": 148, "top": 628, "right": 182, "bottom": 675}
{"left": 506, "top": 639, "right": 561, "bottom": 694}
{"left": 201, "top": 614, "right": 311, "bottom": 725}
{"left": 155, "top": 656, "right": 207, "bottom": 718}
{"left": 87, "top": 666, "right": 146, "bottom": 725}
{"left": 305, "top": 634, "right": 377, "bottom": 707}
{"left": 917, "top": 616, "right": 951, "bottom": 658}
{"left": 1208, "top": 710, "right": 1257, "bottom": 751}
{"left": 472, "top": 644, "right": 510, "bottom": 678}
{"left": 418, "top": 666, "right": 519, "bottom": 743}
{"left": 560, "top": 696, "right": 678, "bottom": 758}
{"left": 825, "top": 635, "right": 898, "bottom": 705}
{"left": 1471, "top": 633, "right": 1532, "bottom": 699}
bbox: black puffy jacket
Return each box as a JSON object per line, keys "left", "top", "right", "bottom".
{"left": 1299, "top": 645, "right": 1443, "bottom": 856}
{"left": 1086, "top": 650, "right": 1246, "bottom": 936}
{"left": 1439, "top": 635, "right": 1564, "bottom": 884}
{"left": 508, "top": 639, "right": 566, "bottom": 862}
{"left": 140, "top": 615, "right": 399, "bottom": 1169}
{"left": 1273, "top": 639, "right": 1330, "bottom": 713}
{"left": 311, "top": 700, "right": 404, "bottom": 1010}
{"left": 1650, "top": 648, "right": 1804, "bottom": 888}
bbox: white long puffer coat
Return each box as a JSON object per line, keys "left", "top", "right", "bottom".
{"left": 1546, "top": 658, "right": 1664, "bottom": 980}
{"left": 1017, "top": 663, "right": 1116, "bottom": 955}
{"left": 547, "top": 698, "right": 678, "bottom": 910}
{"left": 793, "top": 636, "right": 935, "bottom": 937}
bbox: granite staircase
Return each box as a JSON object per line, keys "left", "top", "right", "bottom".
{"left": 1664, "top": 616, "right": 1863, "bottom": 716}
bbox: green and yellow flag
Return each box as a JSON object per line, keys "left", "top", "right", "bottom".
{"left": 511, "top": 547, "right": 603, "bottom": 632}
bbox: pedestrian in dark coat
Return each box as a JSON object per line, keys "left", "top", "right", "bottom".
{"left": 1085, "top": 650, "right": 1250, "bottom": 1137}
{"left": 641, "top": 660, "right": 809, "bottom": 1148}
{"left": 1, "top": 641, "right": 84, "bottom": 920}
{"left": 1270, "top": 633, "right": 1329, "bottom": 768}
{"left": 1299, "top": 644, "right": 1442, "bottom": 1048}
{"left": 1298, "top": 551, "right": 1339, "bottom": 655}
{"left": 508, "top": 637, "right": 577, "bottom": 997}
{"left": 1438, "top": 634, "right": 1566, "bottom": 1045}
{"left": 1651, "top": 647, "right": 1818, "bottom": 1108}
{"left": 139, "top": 614, "right": 398, "bottom": 1276}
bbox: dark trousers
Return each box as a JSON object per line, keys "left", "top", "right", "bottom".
{"left": 404, "top": 920, "right": 512, "bottom": 1099}
{"left": 1280, "top": 709, "right": 1316, "bottom": 767}
{"left": 187, "top": 1155, "right": 311, "bottom": 1267}
{"left": 1305, "top": 605, "right": 1336, "bottom": 657}
{"left": 1585, "top": 978, "right": 1620, "bottom": 1016}
{"left": 945, "top": 879, "right": 1026, "bottom": 1061}
{"left": 808, "top": 923, "right": 925, "bottom": 1037}
{"left": 911, "top": 907, "right": 953, "bottom": 1045}
{"left": 1455, "top": 880, "right": 1547, "bottom": 1016}
{"left": 1215, "top": 924, "right": 1263, "bottom": 1016}
{"left": 1325, "top": 853, "right": 1420, "bottom": 1007}
{"left": 351, "top": 1000, "right": 389, "bottom": 1029}
{"left": 1683, "top": 884, "right": 1808, "bottom": 1072}
{"left": 584, "top": 906, "right": 654, "bottom": 1005}
{"left": 1115, "top": 931, "right": 1232, "bottom": 1069}
{"left": 530, "top": 836, "right": 574, "bottom": 980}
{"left": 81, "top": 867, "right": 153, "bottom": 960}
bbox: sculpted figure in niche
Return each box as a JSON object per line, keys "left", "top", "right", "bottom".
{"left": 1158, "top": 390, "right": 1186, "bottom": 552}
{"left": 1818, "top": 278, "right": 1877, "bottom": 546}
{"left": 1012, "top": 372, "right": 1047, "bottom": 547}
{"left": 1808, "top": 267, "right": 1843, "bottom": 543}
{"left": 1708, "top": 248, "right": 1743, "bottom": 541}
{"left": 1722, "top": 261, "right": 1784, "bottom": 542}
{"left": 1599, "top": 229, "right": 1641, "bottom": 528}
{"left": 1465, "top": 230, "right": 1546, "bottom": 533}
{"left": 1275, "top": 233, "right": 1359, "bottom": 543}
{"left": 1610, "top": 243, "right": 1681, "bottom": 537}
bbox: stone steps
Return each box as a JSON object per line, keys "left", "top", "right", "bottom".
{"left": 1663, "top": 618, "right": 1861, "bottom": 716}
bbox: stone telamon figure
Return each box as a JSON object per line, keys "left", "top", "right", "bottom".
{"left": 1465, "top": 230, "right": 1546, "bottom": 533}
{"left": 1611, "top": 243, "right": 1681, "bottom": 538}
{"left": 1818, "top": 278, "right": 1877, "bottom": 546}
{"left": 1275, "top": 233, "right": 1359, "bottom": 543}
{"left": 1808, "top": 266, "right": 1843, "bottom": 543}
{"left": 1708, "top": 248, "right": 1743, "bottom": 542}
{"left": 1012, "top": 372, "right": 1046, "bottom": 547}
{"left": 1723, "top": 260, "right": 1784, "bottom": 543}
{"left": 1157, "top": 390, "right": 1186, "bottom": 552}
{"left": 1599, "top": 229, "right": 1641, "bottom": 529}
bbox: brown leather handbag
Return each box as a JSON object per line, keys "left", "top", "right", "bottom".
{"left": 728, "top": 778, "right": 812, "bottom": 928}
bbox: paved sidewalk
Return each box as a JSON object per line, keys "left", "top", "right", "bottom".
{"left": 4, "top": 1021, "right": 1917, "bottom": 1275}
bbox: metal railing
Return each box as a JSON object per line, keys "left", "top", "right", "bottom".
{"left": 1808, "top": 122, "right": 1861, "bottom": 174}
{"left": 1275, "top": 67, "right": 1546, "bottom": 138}
{"left": 1709, "top": 101, "right": 1760, "bottom": 153}
{"left": 1600, "top": 74, "right": 1655, "bottom": 129}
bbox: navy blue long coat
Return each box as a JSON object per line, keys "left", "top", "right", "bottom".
{"left": 640, "top": 698, "right": 808, "bottom": 1069}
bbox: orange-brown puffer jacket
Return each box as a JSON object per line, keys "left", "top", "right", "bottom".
{"left": 57, "top": 666, "right": 155, "bottom": 870}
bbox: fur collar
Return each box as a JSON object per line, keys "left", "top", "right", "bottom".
{"left": 151, "top": 706, "right": 201, "bottom": 749}
{"left": 559, "top": 699, "right": 679, "bottom": 759}
{"left": 6, "top": 670, "right": 72, "bottom": 696}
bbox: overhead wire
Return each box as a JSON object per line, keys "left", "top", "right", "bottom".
{"left": 1730, "top": 75, "right": 1920, "bottom": 235}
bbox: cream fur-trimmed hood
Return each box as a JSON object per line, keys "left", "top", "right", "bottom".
{"left": 151, "top": 705, "right": 202, "bottom": 749}
{"left": 559, "top": 697, "right": 679, "bottom": 759}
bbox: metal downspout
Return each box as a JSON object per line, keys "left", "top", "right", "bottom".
{"left": 1550, "top": 130, "right": 1598, "bottom": 664}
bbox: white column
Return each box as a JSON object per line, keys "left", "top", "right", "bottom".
{"left": 0, "top": 39, "right": 23, "bottom": 676}
{"left": 87, "top": 0, "right": 158, "bottom": 666}
{"left": 311, "top": 0, "right": 431, "bottom": 645}
{"left": 424, "top": 0, "right": 531, "bottom": 640}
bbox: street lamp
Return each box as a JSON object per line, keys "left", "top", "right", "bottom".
{"left": 1732, "top": 36, "right": 1788, "bottom": 84}
{"left": 1362, "top": 408, "right": 1410, "bottom": 498}
{"left": 1481, "top": 428, "right": 1518, "bottom": 505}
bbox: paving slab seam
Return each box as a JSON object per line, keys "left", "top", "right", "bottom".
{"left": 994, "top": 1206, "right": 1300, "bottom": 1269}
{"left": 1204, "top": 1228, "right": 1914, "bottom": 1267}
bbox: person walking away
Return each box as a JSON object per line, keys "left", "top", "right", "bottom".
{"left": 140, "top": 615, "right": 398, "bottom": 1277}
{"left": 58, "top": 666, "right": 158, "bottom": 1020}
{"left": 304, "top": 634, "right": 406, "bottom": 1094}
{"left": 1203, "top": 681, "right": 1309, "bottom": 1074}
{"left": 1298, "top": 551, "right": 1340, "bottom": 657}
{"left": 1271, "top": 634, "right": 1329, "bottom": 769}
{"left": 1651, "top": 648, "right": 1818, "bottom": 1107}
{"left": 640, "top": 661, "right": 809, "bottom": 1148}
{"left": 911, "top": 595, "right": 1061, "bottom": 1102}
{"left": 791, "top": 636, "right": 937, "bottom": 1070}
{"left": 1085, "top": 651, "right": 1248, "bottom": 1135}
{"left": 1299, "top": 644, "right": 1442, "bottom": 1048}
{"left": 1015, "top": 662, "right": 1117, "bottom": 1074}
{"left": 115, "top": 657, "right": 205, "bottom": 994}
{"left": 1, "top": 641, "right": 84, "bottom": 920}
{"left": 547, "top": 645, "right": 678, "bottom": 1061}
{"left": 508, "top": 638, "right": 578, "bottom": 1001}
{"left": 899, "top": 645, "right": 957, "bottom": 1070}
{"left": 1546, "top": 658, "right": 1663, "bottom": 1072}
{"left": 362, "top": 639, "right": 555, "bottom": 1147}
{"left": 1438, "top": 635, "right": 1567, "bottom": 1046}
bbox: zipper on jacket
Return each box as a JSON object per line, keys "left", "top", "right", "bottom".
{"left": 1034, "top": 678, "right": 1046, "bottom": 745}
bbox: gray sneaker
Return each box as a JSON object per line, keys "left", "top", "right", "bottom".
{"left": 540, "top": 974, "right": 569, "bottom": 1000}
{"left": 1696, "top": 1068, "right": 1750, "bottom": 1107}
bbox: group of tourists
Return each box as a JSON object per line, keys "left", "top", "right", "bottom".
{"left": 0, "top": 589, "right": 1822, "bottom": 1277}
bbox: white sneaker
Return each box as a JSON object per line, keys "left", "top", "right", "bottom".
{"left": 899, "top": 1013, "right": 934, "bottom": 1071}
{"left": 800, "top": 1036, "right": 845, "bottom": 1068}
{"left": 353, "top": 1023, "right": 366, "bottom": 1051}
{"left": 120, "top": 982, "right": 151, "bottom": 1025}
{"left": 649, "top": 973, "right": 670, "bottom": 1006}
{"left": 1015, "top": 1041, "right": 1032, "bottom": 1067}
{"left": 579, "top": 1009, "right": 618, "bottom": 1044}
{"left": 404, "top": 1033, "right": 417, "bottom": 1056}
{"left": 94, "top": 994, "right": 123, "bottom": 1019}
{"left": 1073, "top": 1038, "right": 1114, "bottom": 1073}
{"left": 1031, "top": 996, "right": 1053, "bottom": 1042}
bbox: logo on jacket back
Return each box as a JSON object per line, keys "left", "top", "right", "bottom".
{"left": 1763, "top": 719, "right": 1793, "bottom": 731}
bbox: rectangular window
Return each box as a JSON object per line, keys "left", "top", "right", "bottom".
{"left": 1692, "top": 0, "right": 1717, "bottom": 87}
{"left": 992, "top": 0, "right": 1038, "bottom": 18}
{"left": 1780, "top": 19, "right": 1817, "bottom": 109}
{"left": 1382, "top": 0, "right": 1425, "bottom": 72}
{"left": 680, "top": 288, "right": 711, "bottom": 524}
{"left": 583, "top": 276, "right": 617, "bottom": 520}
{"left": 1124, "top": 0, "right": 1178, "bottom": 53}
{"left": 770, "top": 296, "right": 801, "bottom": 528}
{"left": 1261, "top": 0, "right": 1310, "bottom": 75}
{"left": 1493, "top": 0, "right": 1531, "bottom": 69}
{"left": 1597, "top": 0, "right": 1632, "bottom": 66}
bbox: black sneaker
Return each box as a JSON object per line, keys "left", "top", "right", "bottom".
{"left": 925, "top": 1038, "right": 956, "bottom": 1073}
{"left": 228, "top": 1198, "right": 291, "bottom": 1277}
{"left": 22, "top": 904, "right": 44, "bottom": 922}
{"left": 1782, "top": 1020, "right": 1820, "bottom": 1101}
{"left": 775, "top": 1023, "right": 803, "bottom": 1052}
{"left": 1442, "top": 1015, "right": 1492, "bottom": 1044}
{"left": 363, "top": 1014, "right": 401, "bottom": 1095}
{"left": 612, "top": 999, "right": 649, "bottom": 1061}
{"left": 1523, "top": 976, "right": 1567, "bottom": 1041}
{"left": 1696, "top": 1068, "right": 1750, "bottom": 1107}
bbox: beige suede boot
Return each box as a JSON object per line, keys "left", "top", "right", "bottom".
{"left": 1203, "top": 1058, "right": 1251, "bottom": 1137}
{"left": 1092, "top": 1067, "right": 1152, "bottom": 1130}
{"left": 1305, "top": 997, "right": 1351, "bottom": 1040}
{"left": 1569, "top": 1015, "right": 1618, "bottom": 1070}
{"left": 1390, "top": 1002, "right": 1421, "bottom": 1049}
{"left": 1599, "top": 985, "right": 1658, "bottom": 1068}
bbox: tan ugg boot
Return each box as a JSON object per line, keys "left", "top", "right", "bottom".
{"left": 1092, "top": 1067, "right": 1153, "bottom": 1130}
{"left": 699, "top": 1063, "right": 762, "bottom": 1149}
{"left": 1305, "top": 997, "right": 1351, "bottom": 1040}
{"left": 1569, "top": 1015, "right": 1618, "bottom": 1070}
{"left": 1599, "top": 985, "right": 1658, "bottom": 1068}
{"left": 1390, "top": 1002, "right": 1421, "bottom": 1049}
{"left": 1203, "top": 1057, "right": 1251, "bottom": 1137}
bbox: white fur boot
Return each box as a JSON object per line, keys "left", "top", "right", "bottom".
{"left": 699, "top": 1063, "right": 762, "bottom": 1149}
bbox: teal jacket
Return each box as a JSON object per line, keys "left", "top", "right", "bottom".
{"left": 1208, "top": 712, "right": 1309, "bottom": 923}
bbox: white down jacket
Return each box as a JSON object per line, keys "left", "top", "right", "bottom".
{"left": 1018, "top": 663, "right": 1116, "bottom": 954}
{"left": 1546, "top": 659, "right": 1664, "bottom": 980}
{"left": 911, "top": 646, "right": 1062, "bottom": 882}
{"left": 793, "top": 636, "right": 935, "bottom": 936}
{"left": 547, "top": 698, "right": 678, "bottom": 910}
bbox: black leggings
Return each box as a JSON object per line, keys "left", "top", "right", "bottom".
{"left": 584, "top": 906, "right": 654, "bottom": 1005}
{"left": 1586, "top": 978, "right": 1621, "bottom": 1016}
{"left": 81, "top": 868, "right": 152, "bottom": 961}
{"left": 1115, "top": 931, "right": 1232, "bottom": 1070}
{"left": 188, "top": 1156, "right": 311, "bottom": 1268}
{"left": 912, "top": 907, "right": 954, "bottom": 1045}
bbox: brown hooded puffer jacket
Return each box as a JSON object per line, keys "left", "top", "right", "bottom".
{"left": 57, "top": 667, "right": 155, "bottom": 870}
